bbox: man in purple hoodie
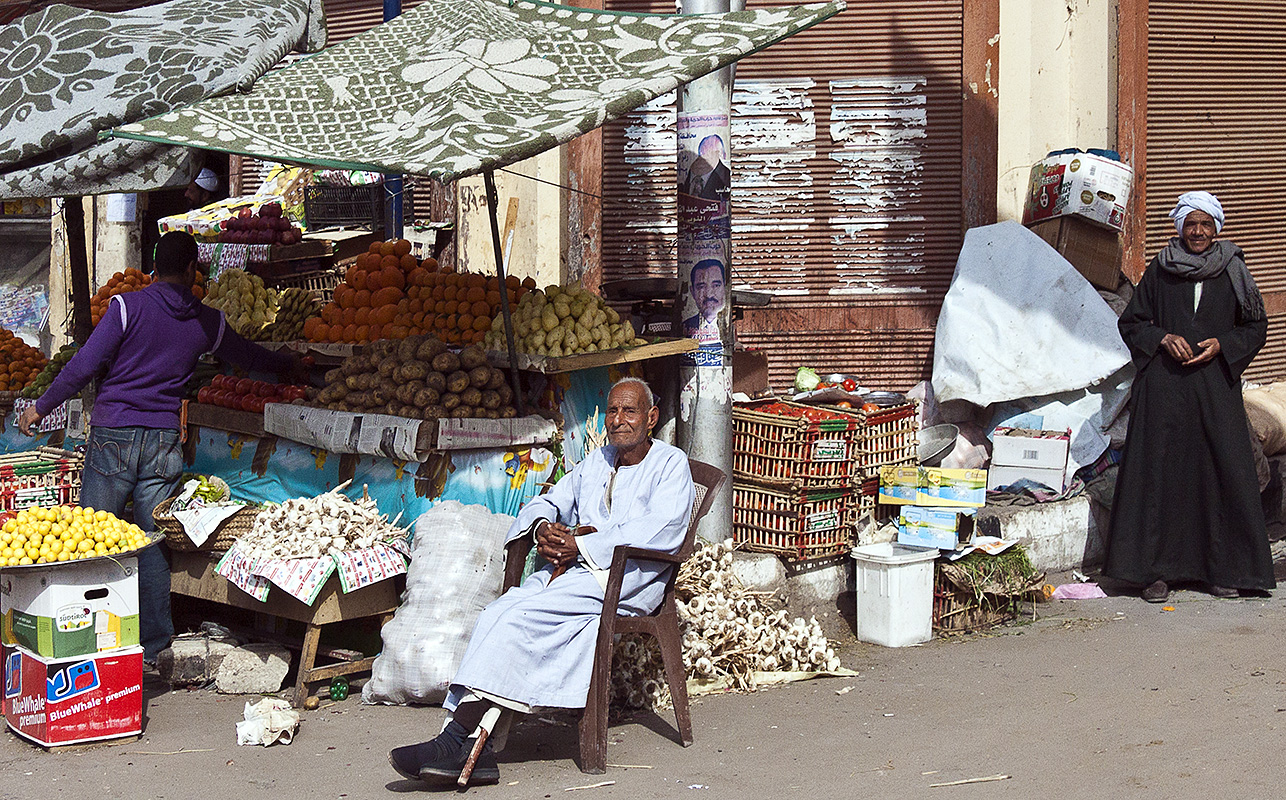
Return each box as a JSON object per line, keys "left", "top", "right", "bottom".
{"left": 19, "top": 231, "right": 300, "bottom": 662}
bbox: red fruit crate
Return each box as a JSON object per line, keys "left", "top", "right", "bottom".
{"left": 732, "top": 399, "right": 918, "bottom": 490}
{"left": 732, "top": 482, "right": 853, "bottom": 561}
{"left": 0, "top": 447, "right": 83, "bottom": 512}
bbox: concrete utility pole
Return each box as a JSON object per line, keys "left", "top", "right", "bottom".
{"left": 676, "top": 0, "right": 734, "bottom": 543}
{"left": 384, "top": 0, "right": 404, "bottom": 239}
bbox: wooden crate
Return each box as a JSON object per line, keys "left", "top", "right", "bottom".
{"left": 0, "top": 447, "right": 83, "bottom": 511}
{"left": 732, "top": 400, "right": 865, "bottom": 490}
{"left": 732, "top": 482, "right": 853, "bottom": 561}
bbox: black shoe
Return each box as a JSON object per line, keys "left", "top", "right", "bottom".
{"left": 388, "top": 721, "right": 468, "bottom": 781}
{"left": 1209, "top": 585, "right": 1240, "bottom": 599}
{"left": 419, "top": 736, "right": 500, "bottom": 786}
{"left": 1142, "top": 580, "right": 1169, "bottom": 603}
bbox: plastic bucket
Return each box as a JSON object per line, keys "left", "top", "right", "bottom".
{"left": 851, "top": 542, "right": 938, "bottom": 647}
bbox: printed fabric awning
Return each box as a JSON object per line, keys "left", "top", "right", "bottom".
{"left": 107, "top": 0, "right": 844, "bottom": 182}
{"left": 0, "top": 0, "right": 326, "bottom": 198}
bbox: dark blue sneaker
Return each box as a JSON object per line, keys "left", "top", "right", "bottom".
{"left": 388, "top": 720, "right": 468, "bottom": 781}
{"left": 419, "top": 736, "right": 500, "bottom": 786}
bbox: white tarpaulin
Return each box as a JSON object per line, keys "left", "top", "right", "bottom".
{"left": 931, "top": 221, "right": 1131, "bottom": 406}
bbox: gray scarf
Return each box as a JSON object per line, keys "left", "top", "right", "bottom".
{"left": 1156, "top": 237, "right": 1265, "bottom": 322}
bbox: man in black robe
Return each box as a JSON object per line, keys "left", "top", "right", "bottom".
{"left": 1105, "top": 191, "right": 1273, "bottom": 603}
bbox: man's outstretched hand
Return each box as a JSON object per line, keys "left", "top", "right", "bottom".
{"left": 17, "top": 406, "right": 40, "bottom": 437}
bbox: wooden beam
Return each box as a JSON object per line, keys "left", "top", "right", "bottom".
{"left": 961, "top": 0, "right": 1000, "bottom": 230}
{"left": 1117, "top": 0, "right": 1148, "bottom": 283}
{"left": 64, "top": 197, "right": 93, "bottom": 344}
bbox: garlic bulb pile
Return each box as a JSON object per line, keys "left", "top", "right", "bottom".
{"left": 237, "top": 481, "right": 404, "bottom": 560}
{"left": 610, "top": 538, "right": 842, "bottom": 713}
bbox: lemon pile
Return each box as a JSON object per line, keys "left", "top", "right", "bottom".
{"left": 0, "top": 506, "right": 151, "bottom": 566}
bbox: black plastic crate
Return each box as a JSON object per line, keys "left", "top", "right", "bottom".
{"left": 304, "top": 183, "right": 384, "bottom": 228}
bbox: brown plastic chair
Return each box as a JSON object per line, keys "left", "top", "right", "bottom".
{"left": 500, "top": 457, "right": 726, "bottom": 774}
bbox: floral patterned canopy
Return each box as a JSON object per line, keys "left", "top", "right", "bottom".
{"left": 0, "top": 0, "right": 326, "bottom": 198}
{"left": 107, "top": 0, "right": 844, "bottom": 182}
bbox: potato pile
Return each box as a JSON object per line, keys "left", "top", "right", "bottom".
{"left": 252, "top": 287, "right": 321, "bottom": 342}
{"left": 483, "top": 284, "right": 645, "bottom": 358}
{"left": 313, "top": 336, "right": 516, "bottom": 421}
{"left": 203, "top": 268, "right": 277, "bottom": 337}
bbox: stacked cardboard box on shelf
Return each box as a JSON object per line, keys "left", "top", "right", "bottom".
{"left": 732, "top": 399, "right": 917, "bottom": 560}
{"left": 1, "top": 558, "right": 143, "bottom": 747}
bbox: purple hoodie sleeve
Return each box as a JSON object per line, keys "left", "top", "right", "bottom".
{"left": 34, "top": 300, "right": 126, "bottom": 417}
{"left": 211, "top": 320, "right": 296, "bottom": 375}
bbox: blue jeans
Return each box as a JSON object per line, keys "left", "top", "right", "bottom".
{"left": 80, "top": 426, "right": 183, "bottom": 661}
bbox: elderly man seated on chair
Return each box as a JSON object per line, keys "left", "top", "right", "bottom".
{"left": 390, "top": 377, "right": 695, "bottom": 786}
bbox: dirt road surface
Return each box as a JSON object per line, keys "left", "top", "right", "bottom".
{"left": 2, "top": 583, "right": 1284, "bottom": 799}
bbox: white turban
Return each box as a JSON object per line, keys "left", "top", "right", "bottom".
{"left": 1168, "top": 191, "right": 1224, "bottom": 233}
{"left": 194, "top": 168, "right": 219, "bottom": 192}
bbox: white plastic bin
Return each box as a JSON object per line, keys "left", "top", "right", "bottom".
{"left": 851, "top": 542, "right": 938, "bottom": 647}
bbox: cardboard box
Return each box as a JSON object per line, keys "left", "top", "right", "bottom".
{"left": 878, "top": 465, "right": 921, "bottom": 505}
{"left": 3, "top": 644, "right": 143, "bottom": 747}
{"left": 897, "top": 505, "right": 975, "bottom": 551}
{"left": 916, "top": 468, "right": 987, "bottom": 508}
{"left": 989, "top": 427, "right": 1070, "bottom": 491}
{"left": 1027, "top": 216, "right": 1123, "bottom": 290}
{"left": 991, "top": 428, "right": 1070, "bottom": 470}
{"left": 0, "top": 558, "right": 140, "bottom": 659}
{"left": 1022, "top": 151, "right": 1134, "bottom": 232}
{"left": 987, "top": 464, "right": 1068, "bottom": 492}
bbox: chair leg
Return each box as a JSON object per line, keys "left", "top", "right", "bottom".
{"left": 578, "top": 656, "right": 611, "bottom": 773}
{"left": 654, "top": 622, "right": 693, "bottom": 746}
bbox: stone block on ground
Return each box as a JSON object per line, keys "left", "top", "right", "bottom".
{"left": 215, "top": 643, "right": 292, "bottom": 695}
{"left": 157, "top": 638, "right": 235, "bottom": 687}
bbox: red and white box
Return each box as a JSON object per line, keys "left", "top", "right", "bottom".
{"left": 3, "top": 644, "right": 142, "bottom": 747}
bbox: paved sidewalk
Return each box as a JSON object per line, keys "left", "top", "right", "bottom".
{"left": 4, "top": 578, "right": 1285, "bottom": 799}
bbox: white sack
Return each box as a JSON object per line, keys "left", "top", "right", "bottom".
{"left": 362, "top": 501, "right": 513, "bottom": 706}
{"left": 932, "top": 222, "right": 1131, "bottom": 406}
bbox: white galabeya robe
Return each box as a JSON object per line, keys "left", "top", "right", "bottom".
{"left": 446, "top": 440, "right": 694, "bottom": 710}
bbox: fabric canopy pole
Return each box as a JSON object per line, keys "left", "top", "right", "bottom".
{"left": 484, "top": 170, "right": 526, "bottom": 416}
{"left": 107, "top": 0, "right": 845, "bottom": 183}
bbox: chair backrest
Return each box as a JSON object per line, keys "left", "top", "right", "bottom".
{"left": 678, "top": 459, "right": 727, "bottom": 562}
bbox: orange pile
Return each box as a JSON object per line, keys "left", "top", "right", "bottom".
{"left": 90, "top": 268, "right": 206, "bottom": 327}
{"left": 303, "top": 239, "right": 536, "bottom": 345}
{"left": 0, "top": 329, "right": 47, "bottom": 393}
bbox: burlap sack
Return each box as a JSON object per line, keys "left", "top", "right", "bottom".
{"left": 1244, "top": 383, "right": 1286, "bottom": 456}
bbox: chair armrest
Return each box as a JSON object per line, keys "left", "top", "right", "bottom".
{"left": 601, "top": 544, "right": 687, "bottom": 620}
{"left": 503, "top": 537, "right": 533, "bottom": 591}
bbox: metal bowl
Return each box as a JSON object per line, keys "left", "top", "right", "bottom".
{"left": 918, "top": 423, "right": 959, "bottom": 466}
{"left": 825, "top": 373, "right": 861, "bottom": 386}
{"left": 864, "top": 390, "right": 906, "bottom": 407}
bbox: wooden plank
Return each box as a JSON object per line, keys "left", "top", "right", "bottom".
{"left": 168, "top": 550, "right": 399, "bottom": 626}
{"left": 185, "top": 402, "right": 265, "bottom": 438}
{"left": 485, "top": 337, "right": 696, "bottom": 374}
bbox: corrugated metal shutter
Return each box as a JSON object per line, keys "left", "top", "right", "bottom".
{"left": 1147, "top": 1, "right": 1286, "bottom": 383}
{"left": 237, "top": 0, "right": 434, "bottom": 225}
{"left": 601, "top": 0, "right": 963, "bottom": 393}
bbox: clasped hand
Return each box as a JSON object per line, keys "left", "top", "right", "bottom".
{"left": 1161, "top": 333, "right": 1220, "bottom": 367}
{"left": 536, "top": 520, "right": 595, "bottom": 568}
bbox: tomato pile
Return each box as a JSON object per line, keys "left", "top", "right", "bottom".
{"left": 196, "top": 375, "right": 308, "bottom": 413}
{"left": 753, "top": 402, "right": 855, "bottom": 422}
